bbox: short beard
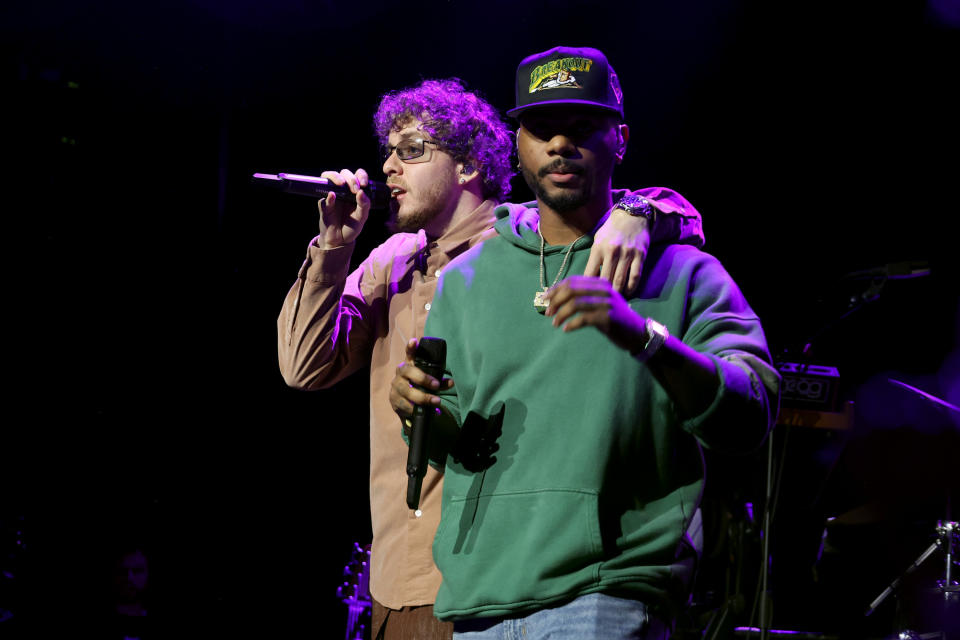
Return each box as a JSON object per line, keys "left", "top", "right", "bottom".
{"left": 386, "top": 175, "right": 455, "bottom": 234}
{"left": 387, "top": 204, "right": 439, "bottom": 234}
{"left": 521, "top": 162, "right": 592, "bottom": 214}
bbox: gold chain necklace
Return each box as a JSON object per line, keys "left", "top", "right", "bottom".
{"left": 533, "top": 225, "right": 583, "bottom": 313}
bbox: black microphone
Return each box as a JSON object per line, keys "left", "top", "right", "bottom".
{"left": 252, "top": 172, "right": 392, "bottom": 209}
{"left": 406, "top": 337, "right": 447, "bottom": 511}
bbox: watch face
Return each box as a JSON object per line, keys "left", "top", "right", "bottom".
{"left": 647, "top": 318, "right": 668, "bottom": 337}
{"left": 618, "top": 195, "right": 651, "bottom": 216}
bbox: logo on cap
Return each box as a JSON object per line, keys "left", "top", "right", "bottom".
{"left": 528, "top": 56, "right": 594, "bottom": 94}
{"left": 609, "top": 71, "right": 622, "bottom": 105}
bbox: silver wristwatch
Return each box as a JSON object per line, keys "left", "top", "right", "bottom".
{"left": 635, "top": 317, "right": 669, "bottom": 362}
{"left": 614, "top": 194, "right": 656, "bottom": 221}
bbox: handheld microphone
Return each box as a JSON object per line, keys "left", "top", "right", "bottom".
{"left": 406, "top": 337, "right": 447, "bottom": 510}
{"left": 252, "top": 172, "right": 392, "bottom": 209}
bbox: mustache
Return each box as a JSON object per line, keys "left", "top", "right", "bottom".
{"left": 537, "top": 160, "right": 584, "bottom": 178}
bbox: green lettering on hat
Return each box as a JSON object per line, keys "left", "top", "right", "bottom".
{"left": 528, "top": 57, "right": 594, "bottom": 93}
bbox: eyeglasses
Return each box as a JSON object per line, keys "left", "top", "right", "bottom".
{"left": 381, "top": 138, "right": 442, "bottom": 164}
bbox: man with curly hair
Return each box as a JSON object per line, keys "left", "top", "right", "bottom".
{"left": 277, "top": 77, "right": 704, "bottom": 640}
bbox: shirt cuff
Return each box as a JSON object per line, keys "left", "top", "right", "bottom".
{"left": 299, "top": 238, "right": 355, "bottom": 283}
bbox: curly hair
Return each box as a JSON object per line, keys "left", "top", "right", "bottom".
{"left": 373, "top": 78, "right": 514, "bottom": 202}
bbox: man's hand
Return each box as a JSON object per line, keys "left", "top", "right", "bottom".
{"left": 390, "top": 338, "right": 455, "bottom": 418}
{"left": 317, "top": 168, "right": 372, "bottom": 249}
{"left": 544, "top": 275, "right": 647, "bottom": 354}
{"left": 583, "top": 208, "right": 651, "bottom": 296}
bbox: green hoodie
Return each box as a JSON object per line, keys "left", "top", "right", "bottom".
{"left": 422, "top": 200, "right": 779, "bottom": 622}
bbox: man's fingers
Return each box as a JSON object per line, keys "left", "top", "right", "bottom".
{"left": 398, "top": 382, "right": 441, "bottom": 408}
{"left": 390, "top": 370, "right": 441, "bottom": 417}
{"left": 549, "top": 297, "right": 609, "bottom": 328}
{"left": 559, "top": 312, "right": 593, "bottom": 333}
{"left": 389, "top": 373, "right": 414, "bottom": 416}
{"left": 318, "top": 191, "right": 338, "bottom": 215}
{"left": 545, "top": 278, "right": 610, "bottom": 313}
{"left": 612, "top": 256, "right": 631, "bottom": 294}
{"left": 555, "top": 305, "right": 606, "bottom": 333}
{"left": 390, "top": 386, "right": 438, "bottom": 417}
{"left": 397, "top": 361, "right": 441, "bottom": 390}
{"left": 626, "top": 255, "right": 644, "bottom": 296}
{"left": 400, "top": 338, "right": 441, "bottom": 390}
{"left": 354, "top": 169, "right": 372, "bottom": 209}
{"left": 339, "top": 169, "right": 360, "bottom": 194}
{"left": 583, "top": 249, "right": 602, "bottom": 278}
{"left": 354, "top": 188, "right": 371, "bottom": 213}
{"left": 391, "top": 391, "right": 415, "bottom": 417}
{"left": 404, "top": 338, "right": 418, "bottom": 361}
{"left": 598, "top": 251, "right": 617, "bottom": 285}
{"left": 320, "top": 170, "right": 346, "bottom": 185}
{"left": 356, "top": 168, "right": 369, "bottom": 188}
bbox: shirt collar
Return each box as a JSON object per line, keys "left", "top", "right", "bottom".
{"left": 433, "top": 199, "right": 499, "bottom": 260}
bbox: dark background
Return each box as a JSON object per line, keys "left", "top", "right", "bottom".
{"left": 3, "top": 0, "right": 958, "bottom": 637}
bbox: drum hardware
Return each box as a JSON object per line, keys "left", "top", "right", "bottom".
{"left": 747, "top": 262, "right": 936, "bottom": 639}
{"left": 724, "top": 261, "right": 941, "bottom": 639}
{"left": 866, "top": 520, "right": 959, "bottom": 638}
{"left": 864, "top": 379, "right": 959, "bottom": 638}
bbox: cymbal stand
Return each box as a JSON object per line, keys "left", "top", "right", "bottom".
{"left": 864, "top": 521, "right": 959, "bottom": 624}
{"left": 864, "top": 378, "right": 960, "bottom": 631}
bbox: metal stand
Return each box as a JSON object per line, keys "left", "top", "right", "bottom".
{"left": 863, "top": 379, "right": 960, "bottom": 638}
{"left": 865, "top": 521, "right": 959, "bottom": 636}
{"left": 758, "top": 430, "right": 775, "bottom": 640}
{"left": 738, "top": 423, "right": 819, "bottom": 639}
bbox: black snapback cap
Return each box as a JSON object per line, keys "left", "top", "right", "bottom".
{"left": 506, "top": 45, "right": 624, "bottom": 119}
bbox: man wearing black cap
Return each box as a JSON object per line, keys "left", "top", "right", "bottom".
{"left": 391, "top": 46, "right": 780, "bottom": 637}
{"left": 279, "top": 76, "right": 706, "bottom": 640}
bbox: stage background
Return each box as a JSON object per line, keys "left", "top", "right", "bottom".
{"left": 3, "top": 0, "right": 958, "bottom": 637}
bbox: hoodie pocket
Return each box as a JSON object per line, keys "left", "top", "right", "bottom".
{"left": 434, "top": 488, "right": 603, "bottom": 613}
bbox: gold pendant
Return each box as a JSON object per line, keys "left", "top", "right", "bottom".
{"left": 533, "top": 289, "right": 548, "bottom": 313}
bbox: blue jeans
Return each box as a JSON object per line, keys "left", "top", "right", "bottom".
{"left": 451, "top": 592, "right": 670, "bottom": 639}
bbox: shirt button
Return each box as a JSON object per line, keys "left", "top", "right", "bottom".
{"left": 415, "top": 509, "right": 423, "bottom": 518}
{"left": 424, "top": 303, "right": 431, "bottom": 311}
